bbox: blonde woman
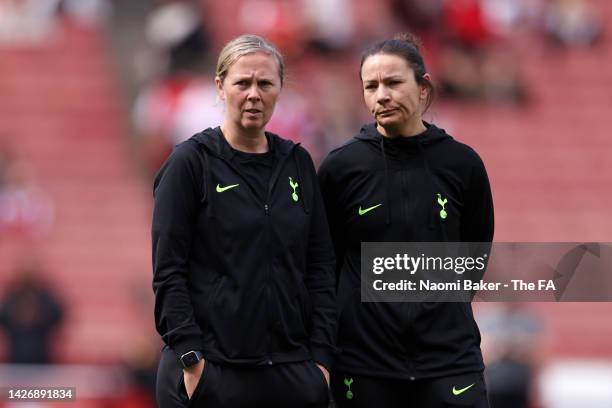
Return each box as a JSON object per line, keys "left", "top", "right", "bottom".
{"left": 153, "top": 34, "right": 334, "bottom": 408}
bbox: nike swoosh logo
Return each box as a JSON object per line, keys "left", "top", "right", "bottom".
{"left": 452, "top": 383, "right": 475, "bottom": 396}
{"left": 216, "top": 183, "right": 239, "bottom": 193}
{"left": 358, "top": 203, "right": 382, "bottom": 216}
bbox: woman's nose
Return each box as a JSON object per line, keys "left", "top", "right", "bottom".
{"left": 247, "top": 84, "right": 261, "bottom": 101}
{"left": 376, "top": 85, "right": 391, "bottom": 103}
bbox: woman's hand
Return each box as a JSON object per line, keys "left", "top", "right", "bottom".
{"left": 183, "top": 359, "right": 205, "bottom": 399}
{"left": 316, "top": 363, "right": 330, "bottom": 386}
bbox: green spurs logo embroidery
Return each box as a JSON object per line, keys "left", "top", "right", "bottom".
{"left": 436, "top": 193, "right": 448, "bottom": 219}
{"left": 288, "top": 177, "right": 299, "bottom": 202}
{"left": 344, "top": 377, "right": 354, "bottom": 400}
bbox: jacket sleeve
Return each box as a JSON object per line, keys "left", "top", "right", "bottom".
{"left": 461, "top": 152, "right": 494, "bottom": 288}
{"left": 318, "top": 155, "right": 346, "bottom": 282}
{"left": 152, "top": 142, "right": 204, "bottom": 360}
{"left": 460, "top": 153, "right": 494, "bottom": 242}
{"left": 301, "top": 148, "right": 337, "bottom": 371}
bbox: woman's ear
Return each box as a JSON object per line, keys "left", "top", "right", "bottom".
{"left": 215, "top": 76, "right": 225, "bottom": 101}
{"left": 420, "top": 73, "right": 432, "bottom": 100}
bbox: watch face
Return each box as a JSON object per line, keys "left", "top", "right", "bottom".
{"left": 181, "top": 351, "right": 199, "bottom": 367}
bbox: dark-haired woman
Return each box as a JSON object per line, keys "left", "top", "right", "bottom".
{"left": 319, "top": 34, "right": 494, "bottom": 408}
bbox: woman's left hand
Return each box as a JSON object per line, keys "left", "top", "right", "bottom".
{"left": 316, "top": 363, "right": 330, "bottom": 386}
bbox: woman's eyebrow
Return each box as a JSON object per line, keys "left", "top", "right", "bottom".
{"left": 363, "top": 74, "right": 404, "bottom": 83}
{"left": 382, "top": 74, "right": 404, "bottom": 81}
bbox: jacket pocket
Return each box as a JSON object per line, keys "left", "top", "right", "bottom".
{"left": 185, "top": 360, "right": 210, "bottom": 407}
{"left": 311, "top": 360, "right": 329, "bottom": 390}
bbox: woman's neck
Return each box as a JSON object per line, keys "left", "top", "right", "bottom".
{"left": 221, "top": 123, "right": 268, "bottom": 153}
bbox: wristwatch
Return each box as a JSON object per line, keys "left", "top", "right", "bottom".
{"left": 180, "top": 350, "right": 204, "bottom": 369}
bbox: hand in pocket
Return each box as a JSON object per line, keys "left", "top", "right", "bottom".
{"left": 316, "top": 363, "right": 330, "bottom": 386}
{"left": 183, "top": 359, "right": 205, "bottom": 399}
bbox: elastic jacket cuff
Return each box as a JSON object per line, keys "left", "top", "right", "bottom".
{"left": 311, "top": 345, "right": 334, "bottom": 372}
{"left": 170, "top": 335, "right": 204, "bottom": 362}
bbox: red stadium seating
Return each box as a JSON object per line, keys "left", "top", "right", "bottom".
{"left": 0, "top": 21, "right": 153, "bottom": 364}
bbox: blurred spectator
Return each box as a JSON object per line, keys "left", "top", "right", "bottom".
{"left": 300, "top": 0, "right": 355, "bottom": 52}
{"left": 479, "top": 303, "right": 542, "bottom": 408}
{"left": 265, "top": 88, "right": 325, "bottom": 162}
{"left": 133, "top": 74, "right": 223, "bottom": 175}
{"left": 435, "top": 0, "right": 527, "bottom": 104}
{"left": 132, "top": 0, "right": 217, "bottom": 176}
{"left": 0, "top": 0, "right": 108, "bottom": 45}
{"left": 391, "top": 0, "right": 444, "bottom": 37}
{"left": 544, "top": 0, "right": 602, "bottom": 48}
{"left": 442, "top": 0, "right": 494, "bottom": 49}
{"left": 480, "top": 45, "right": 528, "bottom": 104}
{"left": 437, "top": 45, "right": 483, "bottom": 100}
{"left": 0, "top": 261, "right": 65, "bottom": 364}
{"left": 481, "top": 0, "right": 544, "bottom": 36}
{"left": 293, "top": 53, "right": 366, "bottom": 160}
{"left": 56, "top": 0, "right": 111, "bottom": 27}
{"left": 0, "top": 157, "right": 54, "bottom": 242}
{"left": 237, "top": 0, "right": 304, "bottom": 57}
{"left": 139, "top": 0, "right": 210, "bottom": 79}
{"left": 350, "top": 0, "right": 397, "bottom": 45}
{"left": 0, "top": 0, "right": 58, "bottom": 45}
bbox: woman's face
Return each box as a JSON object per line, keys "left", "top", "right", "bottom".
{"left": 361, "top": 53, "right": 429, "bottom": 132}
{"left": 216, "top": 52, "right": 282, "bottom": 133}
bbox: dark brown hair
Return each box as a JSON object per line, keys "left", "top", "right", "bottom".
{"left": 360, "top": 33, "right": 434, "bottom": 112}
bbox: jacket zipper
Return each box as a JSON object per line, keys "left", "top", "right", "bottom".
{"left": 209, "top": 146, "right": 297, "bottom": 365}
{"left": 262, "top": 146, "right": 296, "bottom": 365}
{"left": 264, "top": 201, "right": 272, "bottom": 365}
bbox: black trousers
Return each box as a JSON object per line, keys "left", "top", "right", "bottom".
{"left": 156, "top": 346, "right": 329, "bottom": 408}
{"left": 330, "top": 371, "right": 489, "bottom": 408}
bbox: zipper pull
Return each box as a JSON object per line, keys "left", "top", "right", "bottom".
{"left": 264, "top": 204, "right": 269, "bottom": 215}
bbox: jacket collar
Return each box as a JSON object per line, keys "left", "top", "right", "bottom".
{"left": 192, "top": 126, "right": 296, "bottom": 159}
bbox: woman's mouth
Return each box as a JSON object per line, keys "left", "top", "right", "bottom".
{"left": 377, "top": 109, "right": 397, "bottom": 117}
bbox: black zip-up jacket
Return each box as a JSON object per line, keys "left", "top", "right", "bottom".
{"left": 318, "top": 122, "right": 494, "bottom": 379}
{"left": 152, "top": 127, "right": 336, "bottom": 370}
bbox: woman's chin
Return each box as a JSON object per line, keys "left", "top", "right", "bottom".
{"left": 240, "top": 118, "right": 268, "bottom": 132}
{"left": 376, "top": 118, "right": 401, "bottom": 132}
{"left": 377, "top": 113, "right": 400, "bottom": 123}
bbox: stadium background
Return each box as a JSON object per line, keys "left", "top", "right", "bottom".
{"left": 0, "top": 0, "right": 611, "bottom": 406}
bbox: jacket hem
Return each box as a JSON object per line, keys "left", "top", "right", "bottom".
{"left": 334, "top": 362, "right": 485, "bottom": 380}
